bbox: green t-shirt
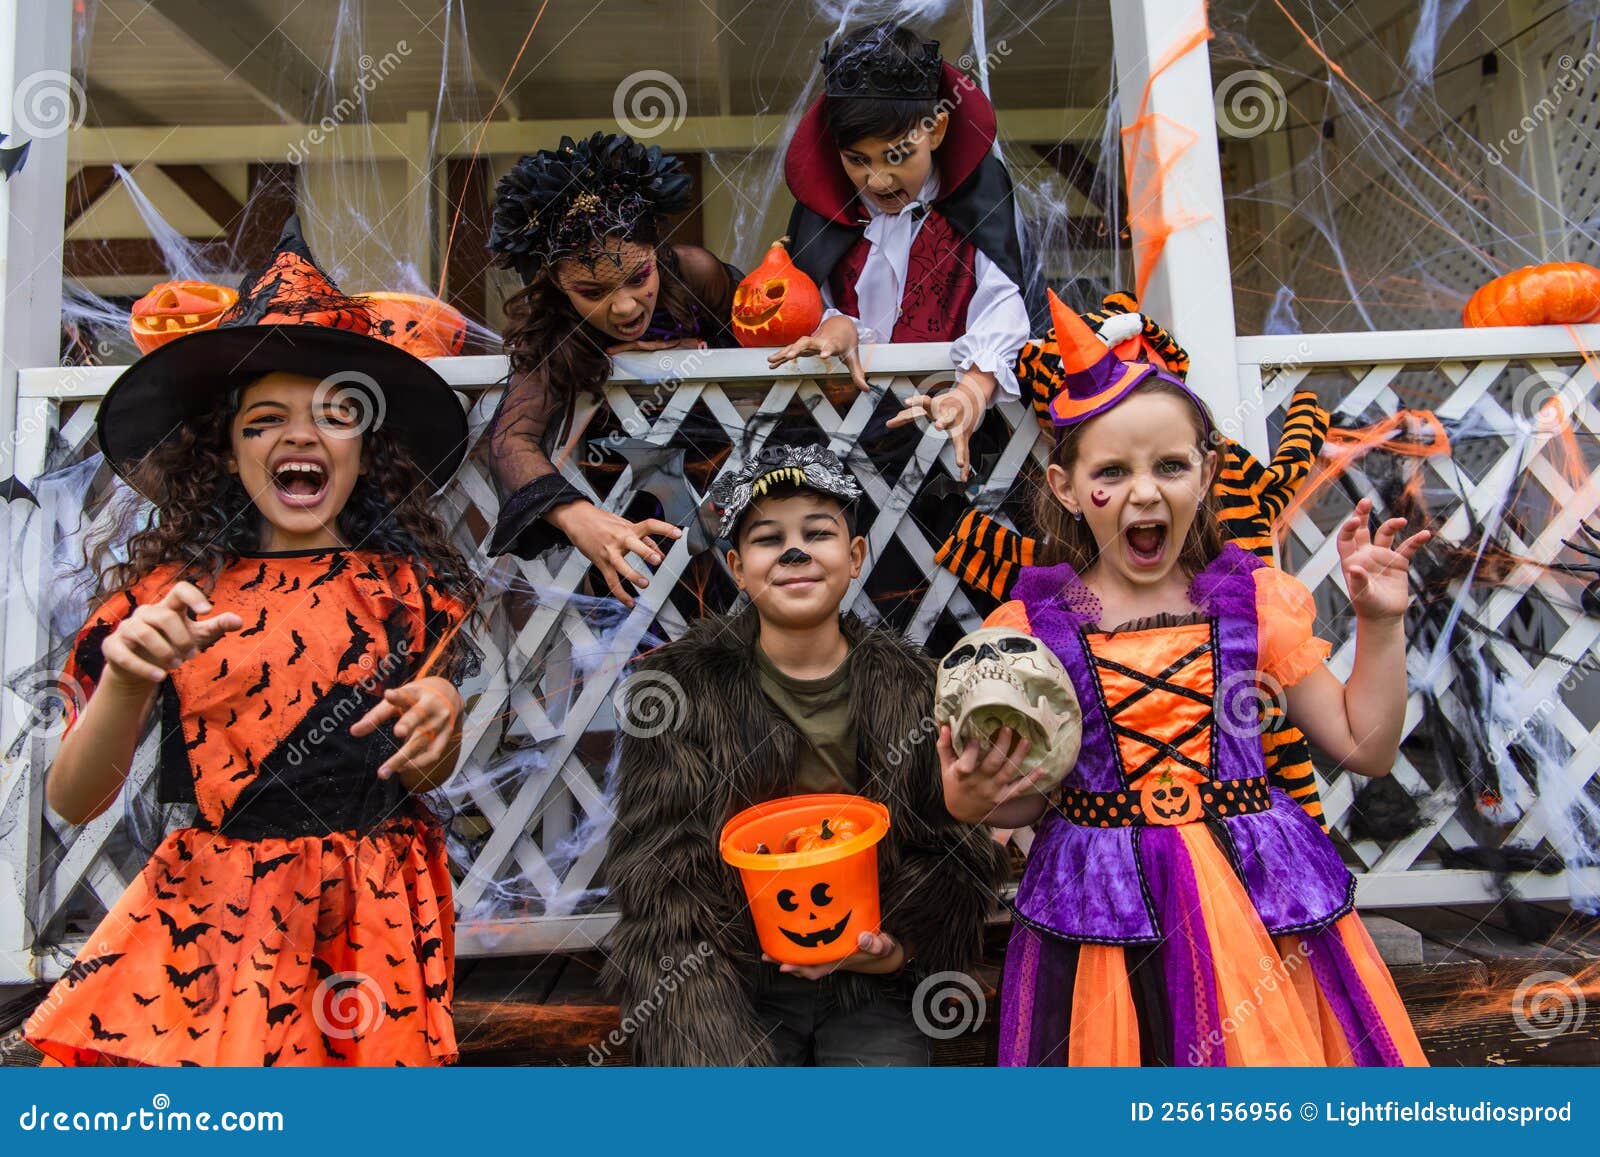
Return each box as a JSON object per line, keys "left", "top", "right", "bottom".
{"left": 753, "top": 644, "right": 859, "bottom": 794}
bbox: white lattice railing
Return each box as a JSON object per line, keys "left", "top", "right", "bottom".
{"left": 2, "top": 329, "right": 1598, "bottom": 981}
{"left": 1239, "top": 324, "right": 1600, "bottom": 912}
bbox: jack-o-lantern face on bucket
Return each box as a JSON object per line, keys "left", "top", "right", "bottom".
{"left": 1132, "top": 766, "right": 1207, "bottom": 826}
{"left": 774, "top": 878, "right": 853, "bottom": 950}
{"left": 721, "top": 793, "right": 889, "bottom": 965}
{"left": 731, "top": 237, "right": 823, "bottom": 348}
{"left": 129, "top": 281, "right": 239, "bottom": 353}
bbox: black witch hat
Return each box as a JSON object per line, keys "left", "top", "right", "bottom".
{"left": 98, "top": 215, "right": 468, "bottom": 496}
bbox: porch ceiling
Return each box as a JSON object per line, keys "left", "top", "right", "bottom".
{"left": 80, "top": 0, "right": 1126, "bottom": 128}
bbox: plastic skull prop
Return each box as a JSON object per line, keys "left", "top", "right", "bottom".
{"left": 935, "top": 628, "right": 1082, "bottom": 792}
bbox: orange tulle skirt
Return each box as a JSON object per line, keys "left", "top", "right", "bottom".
{"left": 1011, "top": 824, "right": 1426, "bottom": 1066}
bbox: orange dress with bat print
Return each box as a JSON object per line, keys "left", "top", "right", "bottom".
{"left": 24, "top": 548, "right": 466, "bottom": 1067}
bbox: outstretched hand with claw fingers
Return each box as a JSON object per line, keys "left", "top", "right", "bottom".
{"left": 101, "top": 582, "right": 244, "bottom": 687}
{"left": 351, "top": 675, "right": 464, "bottom": 790}
{"left": 1336, "top": 497, "right": 1432, "bottom": 622}
{"left": 885, "top": 372, "right": 993, "bottom": 482}
{"left": 767, "top": 315, "right": 870, "bottom": 392}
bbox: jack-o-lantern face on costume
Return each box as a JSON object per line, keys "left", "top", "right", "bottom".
{"left": 731, "top": 237, "right": 823, "bottom": 348}
{"left": 1132, "top": 766, "right": 1207, "bottom": 826}
{"left": 129, "top": 281, "right": 239, "bottom": 353}
{"left": 772, "top": 876, "right": 854, "bottom": 950}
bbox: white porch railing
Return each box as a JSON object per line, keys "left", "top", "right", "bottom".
{"left": 2, "top": 328, "right": 1598, "bottom": 981}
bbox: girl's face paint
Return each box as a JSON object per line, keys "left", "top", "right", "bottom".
{"left": 1046, "top": 392, "right": 1217, "bottom": 591}
{"left": 227, "top": 372, "right": 364, "bottom": 552}
{"left": 554, "top": 239, "right": 661, "bottom": 342}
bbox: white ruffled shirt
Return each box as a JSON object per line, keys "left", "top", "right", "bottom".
{"left": 820, "top": 170, "right": 1029, "bottom": 398}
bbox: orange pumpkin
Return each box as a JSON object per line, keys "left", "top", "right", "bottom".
{"left": 731, "top": 237, "right": 823, "bottom": 348}
{"left": 784, "top": 816, "right": 862, "bottom": 853}
{"left": 356, "top": 292, "right": 468, "bottom": 359}
{"left": 1132, "top": 766, "right": 1207, "bottom": 826}
{"left": 1463, "top": 262, "right": 1600, "bottom": 328}
{"left": 128, "top": 281, "right": 239, "bottom": 353}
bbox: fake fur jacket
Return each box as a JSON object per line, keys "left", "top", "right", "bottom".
{"left": 602, "top": 608, "right": 1009, "bottom": 1065}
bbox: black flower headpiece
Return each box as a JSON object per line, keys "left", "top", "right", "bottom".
{"left": 487, "top": 132, "right": 693, "bottom": 282}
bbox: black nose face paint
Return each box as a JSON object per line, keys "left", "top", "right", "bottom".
{"left": 776, "top": 547, "right": 812, "bottom": 566}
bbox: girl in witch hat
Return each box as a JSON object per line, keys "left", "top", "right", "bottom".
{"left": 942, "top": 290, "right": 1429, "bottom": 1066}
{"left": 24, "top": 215, "right": 480, "bottom": 1067}
{"left": 485, "top": 132, "right": 743, "bottom": 607}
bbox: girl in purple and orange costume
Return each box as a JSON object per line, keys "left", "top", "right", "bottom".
{"left": 941, "top": 291, "right": 1429, "bottom": 1066}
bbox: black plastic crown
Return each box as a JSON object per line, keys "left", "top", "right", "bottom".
{"left": 822, "top": 33, "right": 941, "bottom": 101}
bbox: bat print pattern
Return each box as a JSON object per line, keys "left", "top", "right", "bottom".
{"left": 23, "top": 550, "right": 465, "bottom": 1067}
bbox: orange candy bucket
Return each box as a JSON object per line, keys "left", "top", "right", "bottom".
{"left": 719, "top": 793, "right": 891, "bottom": 966}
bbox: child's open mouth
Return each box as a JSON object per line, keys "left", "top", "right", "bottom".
{"left": 271, "top": 459, "right": 328, "bottom": 508}
{"left": 1124, "top": 520, "right": 1168, "bottom": 569}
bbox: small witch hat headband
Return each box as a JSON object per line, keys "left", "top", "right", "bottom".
{"left": 1043, "top": 288, "right": 1211, "bottom": 437}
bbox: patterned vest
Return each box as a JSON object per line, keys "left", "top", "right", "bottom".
{"left": 829, "top": 209, "right": 978, "bottom": 343}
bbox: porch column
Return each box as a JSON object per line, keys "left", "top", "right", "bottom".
{"left": 1111, "top": 0, "right": 1258, "bottom": 452}
{"left": 0, "top": 0, "right": 72, "bottom": 983}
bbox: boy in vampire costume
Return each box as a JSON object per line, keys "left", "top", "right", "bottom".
{"left": 775, "top": 24, "right": 1049, "bottom": 480}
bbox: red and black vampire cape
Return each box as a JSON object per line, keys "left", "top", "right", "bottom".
{"left": 783, "top": 62, "right": 1049, "bottom": 342}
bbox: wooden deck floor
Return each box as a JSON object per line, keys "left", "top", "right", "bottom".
{"left": 5, "top": 905, "right": 1598, "bottom": 1066}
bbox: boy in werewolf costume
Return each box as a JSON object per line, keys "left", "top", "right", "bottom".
{"left": 604, "top": 444, "right": 1008, "bottom": 1065}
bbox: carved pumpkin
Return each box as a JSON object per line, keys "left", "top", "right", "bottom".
{"left": 356, "top": 292, "right": 469, "bottom": 359}
{"left": 720, "top": 793, "right": 889, "bottom": 965}
{"left": 731, "top": 237, "right": 823, "bottom": 348}
{"left": 784, "top": 816, "right": 863, "bottom": 854}
{"left": 1463, "top": 262, "right": 1600, "bottom": 328}
{"left": 1132, "top": 766, "right": 1207, "bottom": 826}
{"left": 128, "top": 281, "right": 239, "bottom": 353}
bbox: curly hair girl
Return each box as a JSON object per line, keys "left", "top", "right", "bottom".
{"left": 93, "top": 379, "right": 481, "bottom": 683}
